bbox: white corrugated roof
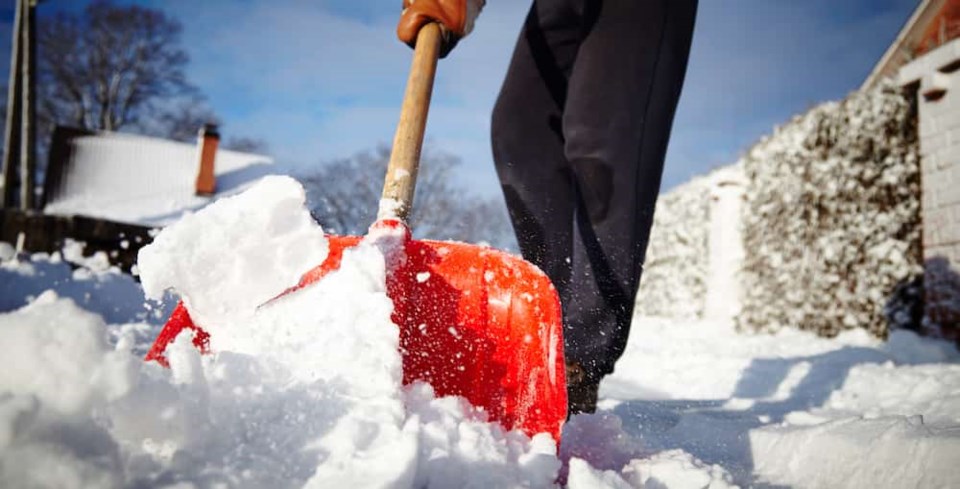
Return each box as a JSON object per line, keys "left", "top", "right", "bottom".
{"left": 44, "top": 130, "right": 275, "bottom": 227}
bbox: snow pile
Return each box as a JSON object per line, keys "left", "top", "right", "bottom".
{"left": 635, "top": 174, "right": 711, "bottom": 319}
{"left": 0, "top": 176, "right": 561, "bottom": 488}
{"left": 0, "top": 292, "right": 138, "bottom": 488}
{"left": 739, "top": 81, "right": 921, "bottom": 338}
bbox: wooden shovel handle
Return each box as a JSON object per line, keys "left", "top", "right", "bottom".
{"left": 378, "top": 22, "right": 442, "bottom": 223}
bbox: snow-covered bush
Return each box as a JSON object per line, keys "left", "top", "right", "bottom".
{"left": 635, "top": 175, "right": 711, "bottom": 319}
{"left": 738, "top": 82, "right": 921, "bottom": 338}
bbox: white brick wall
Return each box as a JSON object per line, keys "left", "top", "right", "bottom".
{"left": 900, "top": 38, "right": 960, "bottom": 329}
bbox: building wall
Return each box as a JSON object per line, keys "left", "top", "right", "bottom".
{"left": 900, "top": 39, "right": 960, "bottom": 331}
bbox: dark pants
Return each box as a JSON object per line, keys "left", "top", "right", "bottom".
{"left": 491, "top": 0, "right": 697, "bottom": 380}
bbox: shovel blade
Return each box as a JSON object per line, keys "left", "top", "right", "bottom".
{"left": 146, "top": 233, "right": 568, "bottom": 440}
{"left": 398, "top": 237, "right": 567, "bottom": 439}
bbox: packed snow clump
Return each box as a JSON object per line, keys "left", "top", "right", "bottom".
{"left": 138, "top": 176, "right": 330, "bottom": 332}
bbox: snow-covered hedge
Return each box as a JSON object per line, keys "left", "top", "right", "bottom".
{"left": 737, "top": 82, "right": 921, "bottom": 338}
{"left": 635, "top": 175, "right": 711, "bottom": 319}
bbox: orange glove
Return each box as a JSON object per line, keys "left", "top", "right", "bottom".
{"left": 397, "top": 0, "right": 485, "bottom": 58}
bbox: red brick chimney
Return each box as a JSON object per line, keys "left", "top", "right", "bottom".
{"left": 195, "top": 123, "right": 220, "bottom": 196}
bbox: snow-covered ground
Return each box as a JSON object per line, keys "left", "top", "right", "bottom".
{"left": 2, "top": 177, "right": 959, "bottom": 488}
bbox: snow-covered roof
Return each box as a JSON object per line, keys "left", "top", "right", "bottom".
{"left": 43, "top": 127, "right": 275, "bottom": 227}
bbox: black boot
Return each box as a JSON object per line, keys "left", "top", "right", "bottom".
{"left": 565, "top": 362, "right": 599, "bottom": 415}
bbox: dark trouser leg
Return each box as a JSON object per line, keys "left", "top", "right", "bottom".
{"left": 493, "top": 0, "right": 697, "bottom": 381}
{"left": 563, "top": 0, "right": 698, "bottom": 379}
{"left": 491, "top": 1, "right": 582, "bottom": 303}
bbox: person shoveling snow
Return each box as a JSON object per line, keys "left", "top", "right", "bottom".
{"left": 397, "top": 0, "right": 698, "bottom": 414}
{"left": 148, "top": 0, "right": 700, "bottom": 435}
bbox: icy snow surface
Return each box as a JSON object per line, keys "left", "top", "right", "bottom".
{"left": 2, "top": 176, "right": 960, "bottom": 488}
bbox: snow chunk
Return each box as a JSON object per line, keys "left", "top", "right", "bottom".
{"left": 567, "top": 458, "right": 632, "bottom": 489}
{"left": 137, "top": 175, "right": 329, "bottom": 330}
{"left": 622, "top": 450, "right": 738, "bottom": 489}
{"left": 62, "top": 239, "right": 112, "bottom": 274}
{"left": 0, "top": 292, "right": 137, "bottom": 414}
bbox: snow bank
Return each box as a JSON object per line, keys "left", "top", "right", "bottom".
{"left": 751, "top": 416, "right": 960, "bottom": 488}
{"left": 0, "top": 292, "right": 138, "bottom": 488}
{"left": 602, "top": 316, "right": 960, "bottom": 488}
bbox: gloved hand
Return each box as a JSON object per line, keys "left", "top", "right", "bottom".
{"left": 397, "top": 0, "right": 485, "bottom": 58}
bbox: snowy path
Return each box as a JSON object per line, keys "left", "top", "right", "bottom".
{"left": 575, "top": 317, "right": 960, "bottom": 488}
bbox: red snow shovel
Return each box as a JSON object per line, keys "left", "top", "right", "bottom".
{"left": 145, "top": 24, "right": 568, "bottom": 440}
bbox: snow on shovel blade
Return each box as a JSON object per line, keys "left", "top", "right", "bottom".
{"left": 146, "top": 221, "right": 568, "bottom": 440}
{"left": 148, "top": 24, "right": 569, "bottom": 442}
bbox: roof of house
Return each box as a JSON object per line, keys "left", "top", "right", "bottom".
{"left": 863, "top": 0, "right": 960, "bottom": 89}
{"left": 43, "top": 126, "right": 275, "bottom": 227}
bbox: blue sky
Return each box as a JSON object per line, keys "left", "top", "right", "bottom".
{"left": 1, "top": 0, "right": 918, "bottom": 196}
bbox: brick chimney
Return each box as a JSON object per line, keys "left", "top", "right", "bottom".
{"left": 195, "top": 123, "right": 220, "bottom": 196}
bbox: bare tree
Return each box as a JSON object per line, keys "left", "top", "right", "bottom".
{"left": 37, "top": 0, "right": 211, "bottom": 140}
{"left": 144, "top": 97, "right": 220, "bottom": 143}
{"left": 299, "top": 145, "right": 516, "bottom": 251}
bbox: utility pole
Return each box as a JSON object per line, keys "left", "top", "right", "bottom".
{"left": 1, "top": 0, "right": 38, "bottom": 211}
{"left": 20, "top": 0, "right": 37, "bottom": 210}
{"left": 1, "top": 0, "right": 25, "bottom": 209}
